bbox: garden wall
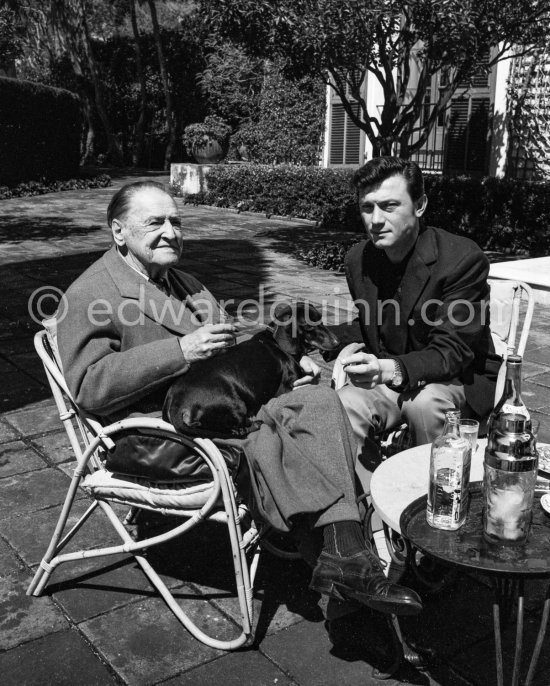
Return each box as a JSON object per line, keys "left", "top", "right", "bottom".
{"left": 0, "top": 77, "right": 81, "bottom": 185}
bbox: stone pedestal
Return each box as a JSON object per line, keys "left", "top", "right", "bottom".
{"left": 170, "top": 163, "right": 211, "bottom": 195}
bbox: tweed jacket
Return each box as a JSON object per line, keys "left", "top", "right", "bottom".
{"left": 344, "top": 226, "right": 501, "bottom": 417}
{"left": 57, "top": 246, "right": 225, "bottom": 479}
{"left": 58, "top": 245, "right": 224, "bottom": 417}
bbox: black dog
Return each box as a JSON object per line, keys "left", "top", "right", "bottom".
{"left": 163, "top": 301, "right": 339, "bottom": 439}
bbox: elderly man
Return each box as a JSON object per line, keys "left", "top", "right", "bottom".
{"left": 56, "top": 180, "right": 422, "bottom": 617}
{"left": 338, "top": 157, "right": 501, "bottom": 473}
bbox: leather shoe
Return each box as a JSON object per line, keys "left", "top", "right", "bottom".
{"left": 309, "top": 548, "right": 423, "bottom": 616}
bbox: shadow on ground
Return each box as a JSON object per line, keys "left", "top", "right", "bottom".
{"left": 0, "top": 215, "right": 104, "bottom": 244}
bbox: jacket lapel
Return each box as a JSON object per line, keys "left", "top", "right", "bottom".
{"left": 396, "top": 227, "right": 437, "bottom": 345}
{"left": 102, "top": 247, "right": 202, "bottom": 335}
{"left": 360, "top": 227, "right": 438, "bottom": 355}
{"left": 361, "top": 244, "right": 382, "bottom": 355}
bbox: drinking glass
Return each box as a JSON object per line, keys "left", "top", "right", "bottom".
{"left": 459, "top": 419, "right": 479, "bottom": 456}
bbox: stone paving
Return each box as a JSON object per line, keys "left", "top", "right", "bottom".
{"left": 0, "top": 174, "right": 550, "bottom": 685}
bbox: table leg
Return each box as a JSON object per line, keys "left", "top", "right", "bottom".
{"left": 524, "top": 585, "right": 550, "bottom": 686}
{"left": 492, "top": 577, "right": 550, "bottom": 686}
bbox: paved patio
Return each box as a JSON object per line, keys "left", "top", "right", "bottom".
{"left": 1, "top": 174, "right": 550, "bottom": 686}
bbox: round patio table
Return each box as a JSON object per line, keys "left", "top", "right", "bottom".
{"left": 370, "top": 441, "right": 550, "bottom": 686}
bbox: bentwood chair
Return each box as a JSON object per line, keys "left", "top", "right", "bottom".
{"left": 27, "top": 324, "right": 266, "bottom": 650}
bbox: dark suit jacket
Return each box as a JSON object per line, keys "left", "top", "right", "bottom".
{"left": 344, "top": 226, "right": 501, "bottom": 417}
{"left": 57, "top": 246, "right": 225, "bottom": 479}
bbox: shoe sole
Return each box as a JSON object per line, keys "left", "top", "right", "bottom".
{"left": 310, "top": 580, "right": 422, "bottom": 617}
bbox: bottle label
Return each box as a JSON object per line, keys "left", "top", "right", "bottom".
{"left": 427, "top": 442, "right": 471, "bottom": 530}
{"left": 500, "top": 403, "right": 530, "bottom": 418}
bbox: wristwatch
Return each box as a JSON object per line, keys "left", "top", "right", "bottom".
{"left": 388, "top": 359, "right": 404, "bottom": 388}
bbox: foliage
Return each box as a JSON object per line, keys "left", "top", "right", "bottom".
{"left": 197, "top": 44, "right": 326, "bottom": 165}
{"left": 0, "top": 7, "right": 23, "bottom": 68}
{"left": 0, "top": 174, "right": 111, "bottom": 200}
{"left": 0, "top": 76, "right": 81, "bottom": 185}
{"left": 182, "top": 115, "right": 232, "bottom": 153}
{"left": 45, "top": 25, "right": 206, "bottom": 165}
{"left": 295, "top": 239, "right": 362, "bottom": 272}
{"left": 233, "top": 67, "right": 326, "bottom": 165}
{"left": 189, "top": 163, "right": 360, "bottom": 226}
{"left": 184, "top": 163, "right": 550, "bottom": 266}
{"left": 198, "top": 41, "right": 263, "bottom": 129}
{"left": 199, "top": 0, "right": 550, "bottom": 157}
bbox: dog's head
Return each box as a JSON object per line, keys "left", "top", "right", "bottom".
{"left": 270, "top": 301, "right": 340, "bottom": 358}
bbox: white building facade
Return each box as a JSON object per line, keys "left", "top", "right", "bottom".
{"left": 322, "top": 49, "right": 548, "bottom": 180}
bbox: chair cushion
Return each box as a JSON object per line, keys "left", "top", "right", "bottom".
{"left": 81, "top": 469, "right": 215, "bottom": 510}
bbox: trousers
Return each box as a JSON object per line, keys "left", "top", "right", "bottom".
{"left": 337, "top": 379, "right": 467, "bottom": 496}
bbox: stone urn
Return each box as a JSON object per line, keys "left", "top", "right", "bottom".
{"left": 192, "top": 137, "right": 229, "bottom": 165}
{"left": 182, "top": 116, "right": 231, "bottom": 166}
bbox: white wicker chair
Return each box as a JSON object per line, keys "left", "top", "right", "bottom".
{"left": 27, "top": 327, "right": 264, "bottom": 650}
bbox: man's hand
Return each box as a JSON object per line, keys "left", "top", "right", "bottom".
{"left": 179, "top": 323, "right": 236, "bottom": 363}
{"left": 341, "top": 352, "right": 394, "bottom": 389}
{"left": 293, "top": 355, "right": 321, "bottom": 388}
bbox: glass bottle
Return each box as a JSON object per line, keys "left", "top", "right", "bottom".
{"left": 427, "top": 409, "right": 471, "bottom": 530}
{"left": 488, "top": 355, "right": 530, "bottom": 435}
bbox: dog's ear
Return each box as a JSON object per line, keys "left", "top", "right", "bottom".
{"left": 273, "top": 301, "right": 293, "bottom": 323}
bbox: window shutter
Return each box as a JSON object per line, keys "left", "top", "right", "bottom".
{"left": 466, "top": 97, "right": 490, "bottom": 171}
{"left": 329, "top": 103, "right": 362, "bottom": 166}
{"left": 446, "top": 97, "right": 489, "bottom": 173}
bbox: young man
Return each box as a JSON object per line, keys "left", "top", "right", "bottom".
{"left": 56, "top": 180, "right": 422, "bottom": 616}
{"left": 338, "top": 157, "right": 500, "bottom": 468}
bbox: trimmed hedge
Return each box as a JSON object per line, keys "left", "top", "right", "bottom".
{"left": 0, "top": 174, "right": 112, "bottom": 200}
{"left": 180, "top": 164, "right": 361, "bottom": 227}
{"left": 181, "top": 163, "right": 550, "bottom": 259}
{"left": 0, "top": 77, "right": 81, "bottom": 185}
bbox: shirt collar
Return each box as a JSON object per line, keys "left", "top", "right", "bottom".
{"left": 117, "top": 246, "right": 150, "bottom": 281}
{"left": 116, "top": 247, "right": 171, "bottom": 294}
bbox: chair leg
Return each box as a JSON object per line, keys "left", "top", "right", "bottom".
{"left": 100, "top": 499, "right": 255, "bottom": 650}
{"left": 27, "top": 473, "right": 90, "bottom": 596}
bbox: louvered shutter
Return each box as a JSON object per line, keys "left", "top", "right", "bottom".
{"left": 329, "top": 103, "right": 362, "bottom": 166}
{"left": 445, "top": 97, "right": 490, "bottom": 173}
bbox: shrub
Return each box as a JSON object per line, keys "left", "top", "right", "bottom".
{"left": 184, "top": 164, "right": 550, "bottom": 270}
{"left": 0, "top": 174, "right": 111, "bottom": 200}
{"left": 0, "top": 77, "right": 81, "bottom": 185}
{"left": 187, "top": 164, "right": 361, "bottom": 227}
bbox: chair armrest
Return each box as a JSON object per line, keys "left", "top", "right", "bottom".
{"left": 331, "top": 342, "right": 365, "bottom": 391}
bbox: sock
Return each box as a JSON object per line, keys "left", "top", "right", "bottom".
{"left": 322, "top": 521, "right": 365, "bottom": 557}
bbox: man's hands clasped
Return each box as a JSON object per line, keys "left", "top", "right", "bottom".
{"left": 179, "top": 323, "right": 236, "bottom": 363}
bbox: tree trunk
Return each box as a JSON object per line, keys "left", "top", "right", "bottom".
{"left": 80, "top": 90, "right": 96, "bottom": 165}
{"left": 147, "top": 0, "right": 176, "bottom": 170}
{"left": 80, "top": 4, "right": 123, "bottom": 165}
{"left": 372, "top": 138, "right": 394, "bottom": 157}
{"left": 129, "top": 0, "right": 147, "bottom": 166}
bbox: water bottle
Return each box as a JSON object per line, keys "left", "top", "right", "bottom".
{"left": 427, "top": 409, "right": 471, "bottom": 530}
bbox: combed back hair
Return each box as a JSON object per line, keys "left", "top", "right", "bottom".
{"left": 106, "top": 180, "right": 171, "bottom": 227}
{"left": 352, "top": 157, "right": 424, "bottom": 202}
